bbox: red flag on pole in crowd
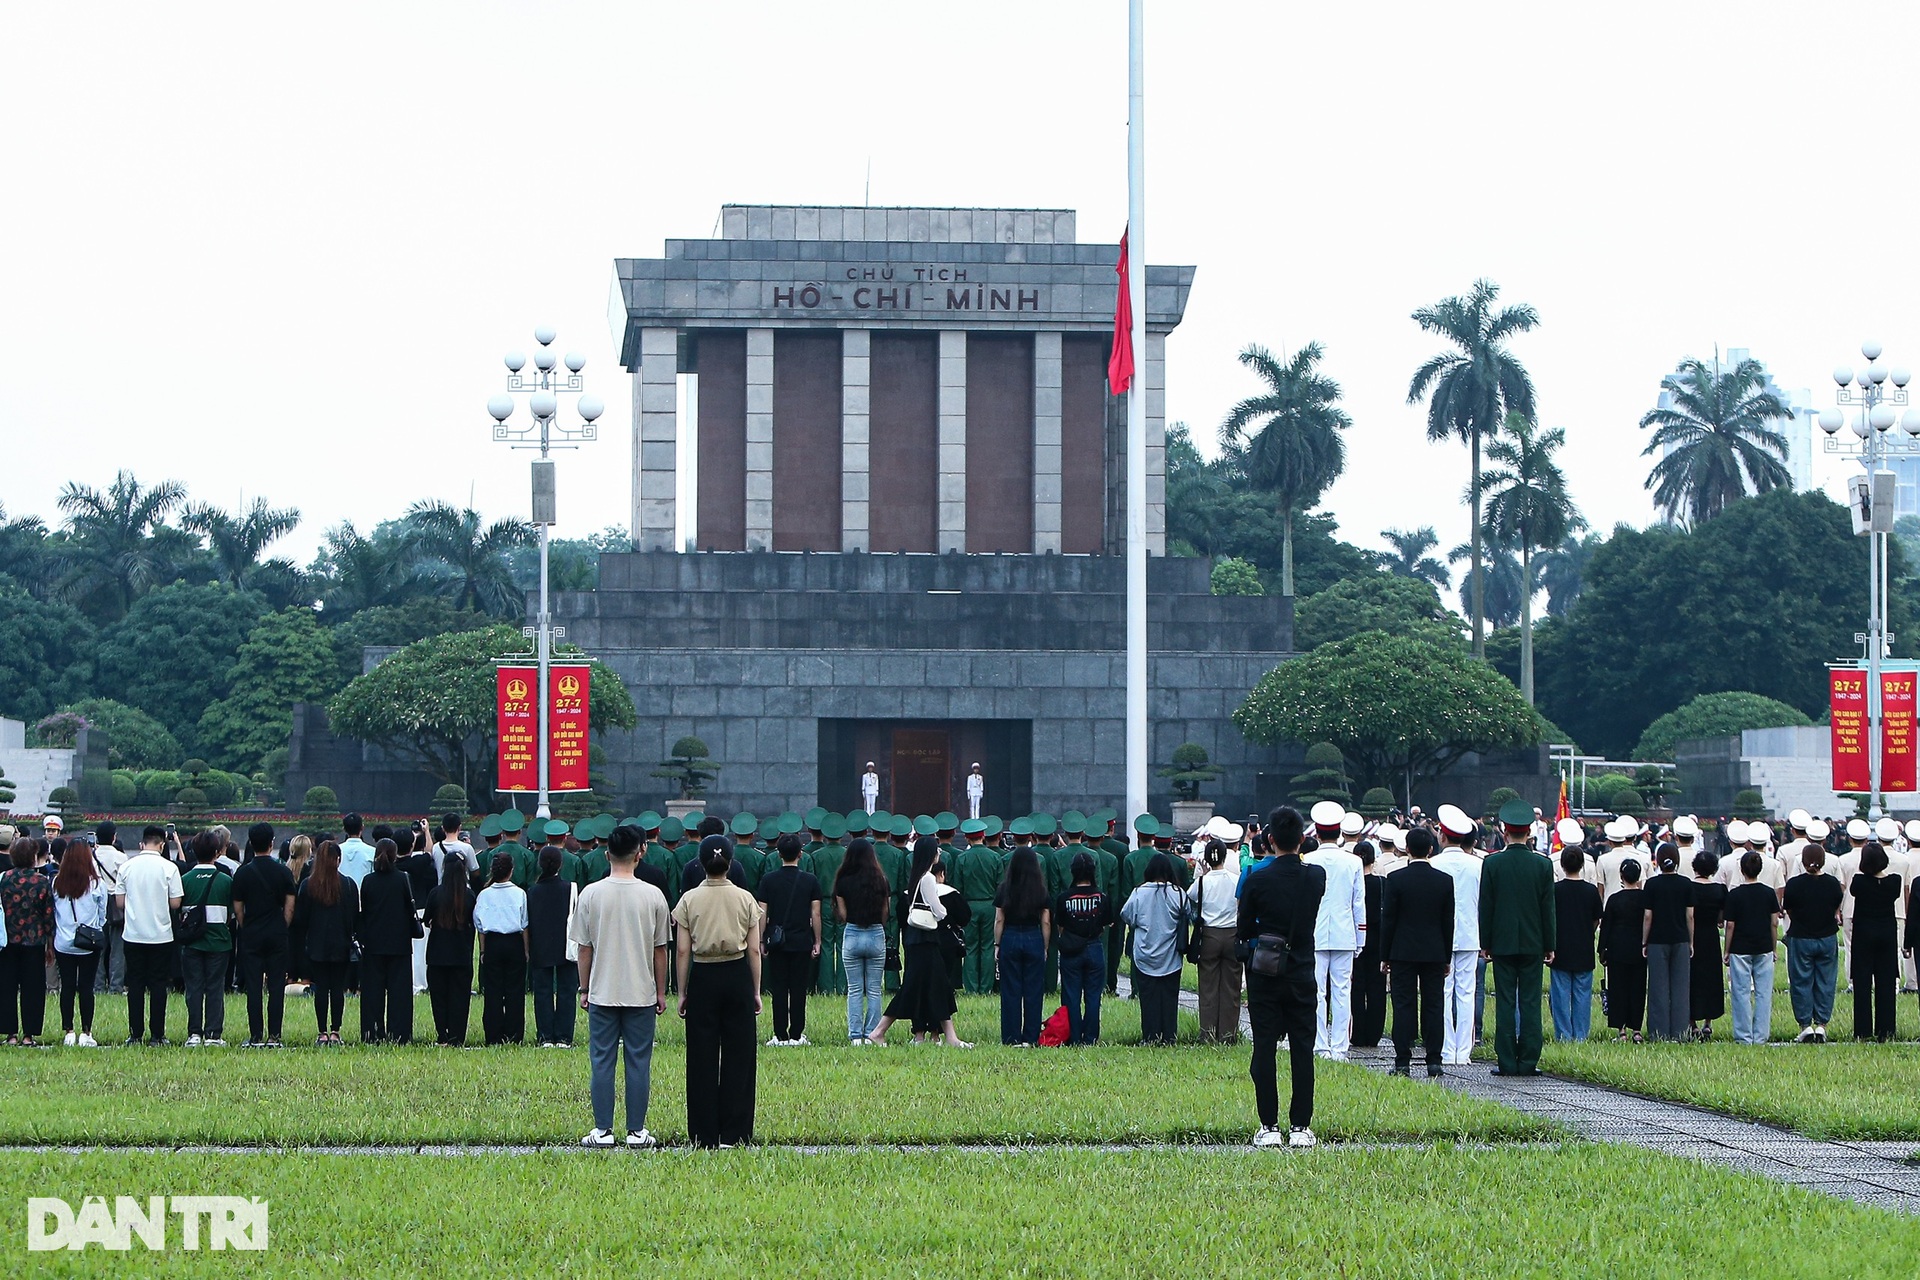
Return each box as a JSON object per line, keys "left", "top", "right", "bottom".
{"left": 1551, "top": 777, "right": 1570, "bottom": 851}
{"left": 1108, "top": 229, "right": 1135, "bottom": 393}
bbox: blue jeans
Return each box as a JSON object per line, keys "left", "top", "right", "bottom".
{"left": 1787, "top": 936, "right": 1836, "bottom": 1028}
{"left": 999, "top": 925, "right": 1045, "bottom": 1045}
{"left": 1728, "top": 952, "right": 1774, "bottom": 1044}
{"left": 1548, "top": 968, "right": 1592, "bottom": 1041}
{"left": 1060, "top": 941, "right": 1105, "bottom": 1045}
{"left": 842, "top": 925, "right": 885, "bottom": 1040}
{"left": 587, "top": 1004, "right": 657, "bottom": 1135}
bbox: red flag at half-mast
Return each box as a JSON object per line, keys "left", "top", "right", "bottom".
{"left": 1108, "top": 229, "right": 1135, "bottom": 394}
{"left": 1551, "top": 777, "right": 1570, "bottom": 851}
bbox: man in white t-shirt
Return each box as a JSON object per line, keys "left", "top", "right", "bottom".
{"left": 114, "top": 825, "right": 184, "bottom": 1044}
{"left": 571, "top": 826, "right": 673, "bottom": 1148}
{"left": 338, "top": 813, "right": 377, "bottom": 887}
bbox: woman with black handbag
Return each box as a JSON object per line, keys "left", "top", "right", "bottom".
{"left": 52, "top": 841, "right": 109, "bottom": 1047}
{"left": 1120, "top": 852, "right": 1191, "bottom": 1045}
{"left": 866, "top": 838, "right": 972, "bottom": 1048}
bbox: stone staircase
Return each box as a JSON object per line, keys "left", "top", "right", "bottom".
{"left": 1745, "top": 754, "right": 1920, "bottom": 818}
{"left": 0, "top": 746, "right": 75, "bottom": 817}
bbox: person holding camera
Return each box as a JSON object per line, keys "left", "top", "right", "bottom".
{"left": 1236, "top": 806, "right": 1325, "bottom": 1149}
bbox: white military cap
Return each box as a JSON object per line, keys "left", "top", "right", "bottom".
{"left": 1555, "top": 818, "right": 1585, "bottom": 847}
{"left": 1875, "top": 817, "right": 1899, "bottom": 843}
{"left": 1805, "top": 819, "right": 1829, "bottom": 841}
{"left": 1788, "top": 808, "right": 1811, "bottom": 832}
{"left": 1437, "top": 804, "right": 1475, "bottom": 837}
{"left": 1218, "top": 822, "right": 1245, "bottom": 844}
{"left": 1309, "top": 801, "right": 1346, "bottom": 829}
{"left": 1374, "top": 824, "right": 1403, "bottom": 849}
{"left": 1725, "top": 819, "right": 1748, "bottom": 844}
{"left": 1906, "top": 820, "right": 1920, "bottom": 843}
{"left": 1603, "top": 816, "right": 1632, "bottom": 842}
{"left": 1339, "top": 812, "right": 1365, "bottom": 836}
{"left": 1672, "top": 815, "right": 1699, "bottom": 838}
{"left": 1847, "top": 818, "right": 1872, "bottom": 841}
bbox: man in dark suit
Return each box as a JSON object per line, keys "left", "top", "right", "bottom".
{"left": 1237, "top": 806, "right": 1328, "bottom": 1149}
{"left": 1479, "top": 797, "right": 1557, "bottom": 1076}
{"left": 1379, "top": 827, "right": 1455, "bottom": 1077}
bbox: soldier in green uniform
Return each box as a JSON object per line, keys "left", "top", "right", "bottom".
{"left": 552, "top": 819, "right": 588, "bottom": 885}
{"left": 935, "top": 811, "right": 963, "bottom": 871}
{"left": 1481, "top": 796, "right": 1557, "bottom": 1076}
{"left": 813, "top": 813, "right": 849, "bottom": 995}
{"left": 1044, "top": 812, "right": 1090, "bottom": 993}
{"left": 646, "top": 817, "right": 685, "bottom": 902}
{"left": 579, "top": 817, "right": 613, "bottom": 884}
{"left": 496, "top": 809, "right": 537, "bottom": 888}
{"left": 955, "top": 818, "right": 1003, "bottom": 994}
{"left": 803, "top": 807, "right": 828, "bottom": 858}
{"left": 727, "top": 813, "right": 762, "bottom": 890}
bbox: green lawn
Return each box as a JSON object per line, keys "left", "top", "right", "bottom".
{"left": 0, "top": 994, "right": 1543, "bottom": 1147}
{"left": 8, "top": 1145, "right": 1916, "bottom": 1277}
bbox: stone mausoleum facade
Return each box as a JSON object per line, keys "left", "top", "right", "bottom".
{"left": 577, "top": 205, "right": 1294, "bottom": 820}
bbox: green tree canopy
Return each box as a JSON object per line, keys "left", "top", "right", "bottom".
{"left": 54, "top": 470, "right": 198, "bottom": 622}
{"left": 198, "top": 608, "right": 339, "bottom": 774}
{"left": 327, "top": 625, "right": 636, "bottom": 794}
{"left": 0, "top": 589, "right": 95, "bottom": 722}
{"left": 323, "top": 599, "right": 491, "bottom": 691}
{"left": 182, "top": 497, "right": 301, "bottom": 590}
{"left": 1376, "top": 527, "right": 1450, "bottom": 591}
{"left": 54, "top": 698, "right": 182, "bottom": 770}
{"left": 1293, "top": 575, "right": 1465, "bottom": 651}
{"left": 1235, "top": 631, "right": 1542, "bottom": 794}
{"left": 92, "top": 582, "right": 269, "bottom": 754}
{"left": 1209, "top": 557, "right": 1264, "bottom": 596}
{"left": 1632, "top": 691, "right": 1812, "bottom": 762}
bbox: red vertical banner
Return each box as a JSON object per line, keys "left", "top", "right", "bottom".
{"left": 1880, "top": 670, "right": 1917, "bottom": 793}
{"left": 497, "top": 665, "right": 537, "bottom": 792}
{"left": 1830, "top": 670, "right": 1870, "bottom": 792}
{"left": 548, "top": 664, "right": 592, "bottom": 792}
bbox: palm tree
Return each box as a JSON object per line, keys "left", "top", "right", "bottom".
{"left": 0, "top": 502, "right": 52, "bottom": 597}
{"left": 1378, "top": 527, "right": 1450, "bottom": 591}
{"left": 183, "top": 497, "right": 301, "bottom": 588}
{"left": 1219, "top": 342, "right": 1350, "bottom": 597}
{"left": 318, "top": 522, "right": 420, "bottom": 613}
{"left": 1639, "top": 355, "right": 1792, "bottom": 524}
{"left": 1537, "top": 531, "right": 1600, "bottom": 618}
{"left": 404, "top": 502, "right": 534, "bottom": 616}
{"left": 1447, "top": 535, "right": 1532, "bottom": 631}
{"left": 1407, "top": 279, "right": 1540, "bottom": 660}
{"left": 1481, "top": 414, "right": 1585, "bottom": 703}
{"left": 55, "top": 470, "right": 193, "bottom": 620}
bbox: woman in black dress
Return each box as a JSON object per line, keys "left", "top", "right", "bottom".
{"left": 1849, "top": 842, "right": 1902, "bottom": 1042}
{"left": 293, "top": 841, "right": 359, "bottom": 1045}
{"left": 1687, "top": 849, "right": 1728, "bottom": 1040}
{"left": 866, "top": 838, "right": 971, "bottom": 1048}
{"left": 422, "top": 851, "right": 476, "bottom": 1045}
{"left": 355, "top": 838, "right": 418, "bottom": 1044}
{"left": 1599, "top": 859, "right": 1647, "bottom": 1042}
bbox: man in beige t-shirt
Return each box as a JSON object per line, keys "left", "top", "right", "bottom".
{"left": 570, "top": 826, "right": 672, "bottom": 1149}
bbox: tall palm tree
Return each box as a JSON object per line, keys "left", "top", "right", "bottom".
{"left": 1482, "top": 414, "right": 1584, "bottom": 703}
{"left": 0, "top": 502, "right": 52, "bottom": 597}
{"left": 1219, "top": 342, "right": 1350, "bottom": 597}
{"left": 1377, "top": 527, "right": 1451, "bottom": 591}
{"left": 55, "top": 470, "right": 193, "bottom": 620}
{"left": 404, "top": 501, "right": 534, "bottom": 617}
{"left": 183, "top": 497, "right": 301, "bottom": 588}
{"left": 1537, "top": 531, "right": 1600, "bottom": 618}
{"left": 1407, "top": 279, "right": 1540, "bottom": 660}
{"left": 1447, "top": 535, "right": 1532, "bottom": 631}
{"left": 319, "top": 521, "right": 420, "bottom": 613}
{"left": 1639, "top": 356, "right": 1792, "bottom": 524}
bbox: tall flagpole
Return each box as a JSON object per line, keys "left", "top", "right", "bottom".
{"left": 1125, "top": 0, "right": 1148, "bottom": 825}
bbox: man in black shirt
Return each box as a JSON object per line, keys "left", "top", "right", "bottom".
{"left": 1380, "top": 827, "right": 1453, "bottom": 1076}
{"left": 230, "top": 836, "right": 296, "bottom": 1047}
{"left": 755, "top": 835, "right": 822, "bottom": 1046}
{"left": 1549, "top": 846, "right": 1603, "bottom": 1042}
{"left": 1237, "top": 806, "right": 1326, "bottom": 1149}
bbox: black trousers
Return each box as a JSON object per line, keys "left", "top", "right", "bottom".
{"left": 360, "top": 952, "right": 414, "bottom": 1043}
{"left": 1135, "top": 970, "right": 1181, "bottom": 1045}
{"left": 427, "top": 964, "right": 473, "bottom": 1045}
{"left": 124, "top": 940, "right": 174, "bottom": 1041}
{"left": 765, "top": 949, "right": 811, "bottom": 1041}
{"left": 309, "top": 959, "right": 348, "bottom": 1035}
{"left": 684, "top": 958, "right": 758, "bottom": 1147}
{"left": 1353, "top": 949, "right": 1388, "bottom": 1047}
{"left": 1606, "top": 960, "right": 1646, "bottom": 1032}
{"left": 238, "top": 939, "right": 287, "bottom": 1042}
{"left": 0, "top": 943, "right": 48, "bottom": 1039}
{"left": 1247, "top": 969, "right": 1316, "bottom": 1130}
{"left": 1852, "top": 924, "right": 1899, "bottom": 1042}
{"left": 55, "top": 951, "right": 99, "bottom": 1033}
{"left": 481, "top": 940, "right": 526, "bottom": 1044}
{"left": 1389, "top": 959, "right": 1448, "bottom": 1068}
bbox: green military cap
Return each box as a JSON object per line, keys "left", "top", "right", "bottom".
{"left": 846, "top": 812, "right": 870, "bottom": 835}
{"left": 619, "top": 816, "right": 643, "bottom": 829}
{"left": 542, "top": 819, "right": 571, "bottom": 839}
{"left": 934, "top": 811, "right": 959, "bottom": 832}
{"left": 889, "top": 815, "right": 913, "bottom": 837}
{"left": 1009, "top": 817, "right": 1033, "bottom": 837}
{"left": 822, "top": 814, "right": 846, "bottom": 840}
{"left": 594, "top": 813, "right": 618, "bottom": 833}
{"left": 912, "top": 815, "right": 938, "bottom": 837}
{"left": 659, "top": 817, "right": 686, "bottom": 843}
{"left": 1062, "top": 812, "right": 1087, "bottom": 836}
{"left": 1498, "top": 796, "right": 1537, "bottom": 828}
{"left": 730, "top": 812, "right": 758, "bottom": 837}
{"left": 757, "top": 817, "right": 780, "bottom": 840}
{"left": 637, "top": 810, "right": 662, "bottom": 831}
{"left": 478, "top": 814, "right": 502, "bottom": 838}
{"left": 570, "top": 816, "right": 597, "bottom": 840}
{"left": 983, "top": 816, "right": 1004, "bottom": 837}
{"left": 870, "top": 810, "right": 892, "bottom": 829}
{"left": 1091, "top": 808, "right": 1116, "bottom": 827}
{"left": 960, "top": 818, "right": 987, "bottom": 836}
{"left": 1133, "top": 813, "right": 1161, "bottom": 837}
{"left": 498, "top": 810, "right": 525, "bottom": 834}
{"left": 804, "top": 806, "right": 828, "bottom": 829}
{"left": 777, "top": 812, "right": 804, "bottom": 835}
{"left": 1031, "top": 813, "right": 1057, "bottom": 838}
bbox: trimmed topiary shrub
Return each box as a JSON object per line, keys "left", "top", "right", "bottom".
{"left": 1483, "top": 786, "right": 1521, "bottom": 820}
{"left": 1357, "top": 787, "right": 1396, "bottom": 819}
{"left": 1610, "top": 787, "right": 1645, "bottom": 817}
{"left": 1732, "top": 788, "right": 1768, "bottom": 820}
{"left": 109, "top": 772, "right": 137, "bottom": 808}
{"left": 1289, "top": 742, "right": 1353, "bottom": 807}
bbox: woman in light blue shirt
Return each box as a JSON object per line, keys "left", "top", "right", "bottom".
{"left": 1121, "top": 852, "right": 1191, "bottom": 1046}
{"left": 52, "top": 841, "right": 109, "bottom": 1046}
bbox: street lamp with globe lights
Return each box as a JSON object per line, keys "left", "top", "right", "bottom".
{"left": 1820, "top": 341, "right": 1913, "bottom": 818}
{"left": 486, "top": 325, "right": 603, "bottom": 820}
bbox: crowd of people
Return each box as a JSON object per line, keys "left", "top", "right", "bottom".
{"left": 0, "top": 794, "right": 1910, "bottom": 1151}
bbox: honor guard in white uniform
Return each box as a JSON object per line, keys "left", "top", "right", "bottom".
{"left": 1304, "top": 801, "right": 1366, "bottom": 1060}
{"left": 965, "top": 763, "right": 984, "bottom": 822}
{"left": 1431, "top": 804, "right": 1483, "bottom": 1066}
{"left": 1373, "top": 824, "right": 1406, "bottom": 876}
{"left": 860, "top": 762, "right": 880, "bottom": 815}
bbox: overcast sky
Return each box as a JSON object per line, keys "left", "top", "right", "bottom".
{"left": 5, "top": 1, "right": 1914, "bottom": 585}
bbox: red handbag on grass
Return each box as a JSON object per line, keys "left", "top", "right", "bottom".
{"left": 1037, "top": 1006, "right": 1071, "bottom": 1047}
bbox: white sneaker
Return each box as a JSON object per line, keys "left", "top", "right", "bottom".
{"left": 625, "top": 1129, "right": 657, "bottom": 1148}
{"left": 205, "top": 1039, "right": 227, "bottom": 1048}
{"left": 1813, "top": 1025, "right": 1828, "bottom": 1044}
{"left": 766, "top": 1036, "right": 785, "bottom": 1047}
{"left": 77, "top": 1033, "right": 97, "bottom": 1048}
{"left": 1252, "top": 1125, "right": 1287, "bottom": 1148}
{"left": 63, "top": 1032, "right": 76, "bottom": 1047}
{"left": 791, "top": 1035, "right": 809, "bottom": 1047}
{"left": 581, "top": 1128, "right": 616, "bottom": 1148}
{"left": 1288, "top": 1127, "right": 1318, "bottom": 1149}
{"left": 185, "top": 1035, "right": 202, "bottom": 1047}
{"left": 1795, "top": 1026, "right": 1816, "bottom": 1043}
